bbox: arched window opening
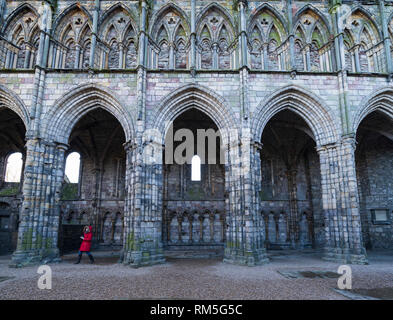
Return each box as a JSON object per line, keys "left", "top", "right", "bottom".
{"left": 191, "top": 155, "right": 201, "bottom": 181}
{"left": 5, "top": 152, "right": 23, "bottom": 183}
{"left": 65, "top": 152, "right": 81, "bottom": 184}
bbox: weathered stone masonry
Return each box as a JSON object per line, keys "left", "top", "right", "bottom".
{"left": 0, "top": 0, "right": 393, "bottom": 267}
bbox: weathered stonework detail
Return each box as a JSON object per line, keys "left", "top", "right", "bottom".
{"left": 1, "top": 0, "right": 393, "bottom": 268}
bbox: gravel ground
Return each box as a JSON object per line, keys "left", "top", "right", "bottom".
{"left": 0, "top": 250, "right": 392, "bottom": 300}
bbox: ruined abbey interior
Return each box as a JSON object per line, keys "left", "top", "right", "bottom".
{"left": 0, "top": 0, "right": 393, "bottom": 268}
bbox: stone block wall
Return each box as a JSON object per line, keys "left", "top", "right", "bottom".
{"left": 0, "top": 1, "right": 393, "bottom": 266}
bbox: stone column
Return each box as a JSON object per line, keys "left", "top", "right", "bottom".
{"left": 74, "top": 44, "right": 81, "bottom": 69}
{"left": 190, "top": 0, "right": 196, "bottom": 74}
{"left": 223, "top": 134, "right": 269, "bottom": 266}
{"left": 169, "top": 43, "right": 174, "bottom": 70}
{"left": 238, "top": 0, "right": 248, "bottom": 68}
{"left": 329, "top": 1, "right": 344, "bottom": 71}
{"left": 354, "top": 45, "right": 360, "bottom": 72}
{"left": 378, "top": 0, "right": 392, "bottom": 73}
{"left": 305, "top": 44, "right": 311, "bottom": 71}
{"left": 0, "top": 0, "right": 6, "bottom": 25}
{"left": 10, "top": 139, "right": 68, "bottom": 267}
{"left": 212, "top": 43, "right": 218, "bottom": 69}
{"left": 122, "top": 140, "right": 165, "bottom": 268}
{"left": 90, "top": 0, "right": 100, "bottom": 68}
{"left": 119, "top": 43, "right": 125, "bottom": 69}
{"left": 288, "top": 0, "right": 295, "bottom": 70}
{"left": 317, "top": 136, "right": 368, "bottom": 264}
{"left": 24, "top": 44, "right": 33, "bottom": 69}
{"left": 262, "top": 43, "right": 269, "bottom": 70}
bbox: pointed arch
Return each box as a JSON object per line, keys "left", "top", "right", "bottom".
{"left": 149, "top": 84, "right": 238, "bottom": 144}
{"left": 1, "top": 3, "right": 39, "bottom": 34}
{"left": 196, "top": 2, "right": 235, "bottom": 43}
{"left": 99, "top": 2, "right": 138, "bottom": 44}
{"left": 43, "top": 84, "right": 135, "bottom": 145}
{"left": 150, "top": 3, "right": 190, "bottom": 42}
{"left": 248, "top": 3, "right": 288, "bottom": 41}
{"left": 0, "top": 84, "right": 30, "bottom": 128}
{"left": 293, "top": 4, "right": 332, "bottom": 37}
{"left": 349, "top": 6, "right": 382, "bottom": 45}
{"left": 53, "top": 3, "right": 92, "bottom": 40}
{"left": 352, "top": 88, "right": 393, "bottom": 134}
{"left": 252, "top": 85, "right": 339, "bottom": 146}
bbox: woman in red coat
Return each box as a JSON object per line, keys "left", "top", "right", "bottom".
{"left": 74, "top": 225, "right": 95, "bottom": 264}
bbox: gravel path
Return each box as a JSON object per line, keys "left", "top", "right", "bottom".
{"left": 1, "top": 250, "right": 392, "bottom": 300}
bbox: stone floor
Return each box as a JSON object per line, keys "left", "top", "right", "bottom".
{"left": 0, "top": 250, "right": 393, "bottom": 300}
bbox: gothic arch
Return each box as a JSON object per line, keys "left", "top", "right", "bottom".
{"left": 252, "top": 85, "right": 339, "bottom": 146}
{"left": 247, "top": 3, "right": 288, "bottom": 40}
{"left": 149, "top": 3, "right": 191, "bottom": 41}
{"left": 293, "top": 4, "right": 332, "bottom": 37}
{"left": 348, "top": 6, "right": 382, "bottom": 45}
{"left": 149, "top": 84, "right": 238, "bottom": 144}
{"left": 1, "top": 3, "right": 39, "bottom": 34}
{"left": 53, "top": 3, "right": 93, "bottom": 42}
{"left": 43, "top": 84, "right": 135, "bottom": 145}
{"left": 99, "top": 2, "right": 139, "bottom": 44}
{"left": 352, "top": 87, "right": 393, "bottom": 134}
{"left": 196, "top": 2, "right": 235, "bottom": 43}
{"left": 0, "top": 84, "right": 30, "bottom": 128}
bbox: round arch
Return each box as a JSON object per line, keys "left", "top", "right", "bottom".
{"left": 352, "top": 87, "right": 393, "bottom": 134}
{"left": 0, "top": 84, "right": 30, "bottom": 129}
{"left": 149, "top": 84, "right": 238, "bottom": 145}
{"left": 251, "top": 85, "right": 339, "bottom": 146}
{"left": 43, "top": 84, "right": 135, "bottom": 145}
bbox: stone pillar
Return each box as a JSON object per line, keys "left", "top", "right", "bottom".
{"left": 212, "top": 43, "right": 218, "bottom": 69}
{"left": 31, "top": 1, "right": 52, "bottom": 136}
{"left": 122, "top": 141, "right": 165, "bottom": 268}
{"left": 0, "top": 0, "right": 6, "bottom": 29}
{"left": 223, "top": 134, "right": 269, "bottom": 266}
{"left": 24, "top": 44, "right": 32, "bottom": 69}
{"left": 10, "top": 139, "right": 68, "bottom": 267}
{"left": 317, "top": 136, "right": 368, "bottom": 264}
{"left": 90, "top": 0, "right": 100, "bottom": 68}
{"left": 138, "top": 0, "right": 148, "bottom": 68}
{"left": 378, "top": 0, "right": 392, "bottom": 73}
{"left": 169, "top": 43, "right": 174, "bottom": 70}
{"left": 354, "top": 45, "right": 360, "bottom": 72}
{"left": 305, "top": 44, "right": 311, "bottom": 71}
{"left": 119, "top": 43, "right": 125, "bottom": 69}
{"left": 329, "top": 1, "right": 344, "bottom": 71}
{"left": 288, "top": 0, "right": 295, "bottom": 70}
{"left": 74, "top": 45, "right": 81, "bottom": 69}
{"left": 190, "top": 0, "right": 196, "bottom": 74}
{"left": 262, "top": 43, "right": 268, "bottom": 70}
{"left": 238, "top": 0, "right": 248, "bottom": 68}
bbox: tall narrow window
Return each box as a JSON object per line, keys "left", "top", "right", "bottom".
{"left": 191, "top": 155, "right": 201, "bottom": 181}
{"left": 5, "top": 152, "right": 23, "bottom": 182}
{"left": 65, "top": 152, "right": 81, "bottom": 183}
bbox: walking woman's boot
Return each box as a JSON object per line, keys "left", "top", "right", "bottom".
{"left": 74, "top": 253, "right": 82, "bottom": 264}
{"left": 88, "top": 253, "right": 94, "bottom": 264}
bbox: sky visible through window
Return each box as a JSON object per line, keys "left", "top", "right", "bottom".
{"left": 191, "top": 155, "right": 201, "bottom": 181}
{"left": 5, "top": 152, "right": 23, "bottom": 183}
{"left": 65, "top": 152, "right": 80, "bottom": 183}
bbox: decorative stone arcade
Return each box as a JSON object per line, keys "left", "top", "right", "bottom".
{"left": 6, "top": 0, "right": 393, "bottom": 268}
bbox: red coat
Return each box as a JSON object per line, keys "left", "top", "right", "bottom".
{"left": 79, "top": 226, "right": 93, "bottom": 252}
